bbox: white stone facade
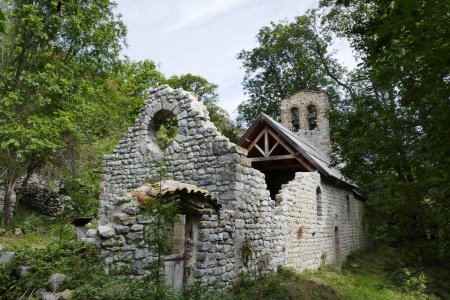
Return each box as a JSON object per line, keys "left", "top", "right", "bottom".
{"left": 97, "top": 85, "right": 367, "bottom": 287}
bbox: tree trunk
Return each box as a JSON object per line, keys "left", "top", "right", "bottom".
{"left": 2, "top": 175, "right": 20, "bottom": 226}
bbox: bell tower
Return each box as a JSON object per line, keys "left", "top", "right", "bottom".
{"left": 280, "top": 91, "right": 331, "bottom": 156}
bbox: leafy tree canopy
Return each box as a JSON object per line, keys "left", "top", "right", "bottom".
{"left": 165, "top": 73, "right": 242, "bottom": 142}
{"left": 319, "top": 0, "right": 450, "bottom": 266}
{"left": 0, "top": 0, "right": 126, "bottom": 224}
{"left": 236, "top": 14, "right": 345, "bottom": 126}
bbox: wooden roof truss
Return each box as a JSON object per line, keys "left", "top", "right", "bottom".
{"left": 245, "top": 127, "right": 315, "bottom": 172}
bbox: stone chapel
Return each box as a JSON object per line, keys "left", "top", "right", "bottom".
{"left": 97, "top": 85, "right": 367, "bottom": 288}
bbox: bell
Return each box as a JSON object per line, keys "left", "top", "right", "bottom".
{"left": 308, "top": 112, "right": 317, "bottom": 130}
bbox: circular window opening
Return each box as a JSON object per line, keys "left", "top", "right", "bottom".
{"left": 151, "top": 110, "right": 178, "bottom": 150}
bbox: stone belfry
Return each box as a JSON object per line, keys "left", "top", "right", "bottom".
{"left": 280, "top": 91, "right": 331, "bottom": 156}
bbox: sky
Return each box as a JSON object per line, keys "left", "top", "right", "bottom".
{"left": 114, "top": 0, "right": 356, "bottom": 119}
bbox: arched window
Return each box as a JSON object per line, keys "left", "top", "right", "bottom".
{"left": 151, "top": 109, "right": 178, "bottom": 150}
{"left": 346, "top": 195, "right": 351, "bottom": 220}
{"left": 291, "top": 107, "right": 300, "bottom": 132}
{"left": 316, "top": 186, "right": 322, "bottom": 217}
{"left": 307, "top": 105, "right": 318, "bottom": 130}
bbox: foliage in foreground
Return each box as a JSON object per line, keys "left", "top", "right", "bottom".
{"left": 2, "top": 225, "right": 446, "bottom": 300}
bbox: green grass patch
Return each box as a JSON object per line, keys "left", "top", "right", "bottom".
{"left": 1, "top": 208, "right": 445, "bottom": 299}
{"left": 0, "top": 205, "right": 76, "bottom": 250}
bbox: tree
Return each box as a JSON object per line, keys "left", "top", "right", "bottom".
{"left": 165, "top": 73, "right": 219, "bottom": 105}
{"left": 0, "top": 7, "right": 5, "bottom": 34}
{"left": 0, "top": 0, "right": 126, "bottom": 224}
{"left": 166, "top": 73, "right": 243, "bottom": 142}
{"left": 236, "top": 14, "right": 345, "bottom": 126}
{"left": 59, "top": 59, "right": 167, "bottom": 217}
{"left": 320, "top": 0, "right": 450, "bottom": 266}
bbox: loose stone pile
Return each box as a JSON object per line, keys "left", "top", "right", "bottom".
{"left": 21, "top": 181, "right": 72, "bottom": 216}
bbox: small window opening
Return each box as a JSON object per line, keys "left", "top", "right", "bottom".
{"left": 162, "top": 214, "right": 186, "bottom": 255}
{"left": 316, "top": 187, "right": 323, "bottom": 217}
{"left": 307, "top": 105, "right": 317, "bottom": 130}
{"left": 151, "top": 110, "right": 178, "bottom": 150}
{"left": 346, "top": 195, "right": 351, "bottom": 220}
{"left": 291, "top": 107, "right": 300, "bottom": 132}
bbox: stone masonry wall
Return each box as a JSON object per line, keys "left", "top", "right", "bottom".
{"left": 276, "top": 172, "right": 367, "bottom": 270}
{"left": 280, "top": 91, "right": 331, "bottom": 155}
{"left": 98, "top": 85, "right": 251, "bottom": 286}
{"left": 235, "top": 170, "right": 366, "bottom": 274}
{"left": 97, "top": 85, "right": 367, "bottom": 288}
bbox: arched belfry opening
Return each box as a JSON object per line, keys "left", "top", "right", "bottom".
{"left": 307, "top": 105, "right": 318, "bottom": 130}
{"left": 291, "top": 107, "right": 300, "bottom": 132}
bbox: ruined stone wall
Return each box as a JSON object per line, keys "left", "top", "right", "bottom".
{"left": 97, "top": 85, "right": 367, "bottom": 288}
{"left": 276, "top": 172, "right": 367, "bottom": 270}
{"left": 231, "top": 162, "right": 286, "bottom": 276}
{"left": 98, "top": 85, "right": 248, "bottom": 285}
{"left": 280, "top": 91, "right": 331, "bottom": 155}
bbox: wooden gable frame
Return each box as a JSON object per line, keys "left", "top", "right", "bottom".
{"left": 244, "top": 125, "right": 315, "bottom": 172}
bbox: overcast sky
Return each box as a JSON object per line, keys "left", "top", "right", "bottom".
{"left": 114, "top": 0, "right": 355, "bottom": 119}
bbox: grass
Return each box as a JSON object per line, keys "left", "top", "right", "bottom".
{"left": 1, "top": 207, "right": 444, "bottom": 299}
{"left": 301, "top": 250, "right": 433, "bottom": 300}
{"left": 0, "top": 205, "right": 76, "bottom": 250}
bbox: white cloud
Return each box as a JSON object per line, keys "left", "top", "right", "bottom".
{"left": 114, "top": 0, "right": 356, "bottom": 120}
{"left": 165, "top": 0, "right": 247, "bottom": 32}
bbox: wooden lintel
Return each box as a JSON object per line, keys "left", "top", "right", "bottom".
{"left": 248, "top": 154, "right": 295, "bottom": 162}
{"left": 255, "top": 164, "right": 307, "bottom": 171}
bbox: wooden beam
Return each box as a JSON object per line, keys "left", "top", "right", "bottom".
{"left": 247, "top": 128, "right": 266, "bottom": 155}
{"left": 248, "top": 155, "right": 296, "bottom": 162}
{"left": 264, "top": 130, "right": 269, "bottom": 156}
{"left": 255, "top": 164, "right": 308, "bottom": 171}
{"left": 254, "top": 144, "right": 265, "bottom": 156}
{"left": 268, "top": 142, "right": 279, "bottom": 156}
{"left": 267, "top": 128, "right": 296, "bottom": 155}
{"left": 266, "top": 128, "right": 315, "bottom": 171}
{"left": 294, "top": 155, "right": 315, "bottom": 171}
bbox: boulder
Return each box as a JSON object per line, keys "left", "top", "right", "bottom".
{"left": 79, "top": 237, "right": 97, "bottom": 245}
{"left": 86, "top": 229, "right": 97, "bottom": 238}
{"left": 48, "top": 273, "right": 66, "bottom": 292}
{"left": 98, "top": 225, "right": 115, "bottom": 238}
{"left": 14, "top": 228, "right": 23, "bottom": 236}
{"left": 42, "top": 292, "right": 59, "bottom": 300}
{"left": 58, "top": 289, "right": 72, "bottom": 300}
{"left": 34, "top": 288, "right": 46, "bottom": 298}
{"left": 0, "top": 252, "right": 16, "bottom": 265}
